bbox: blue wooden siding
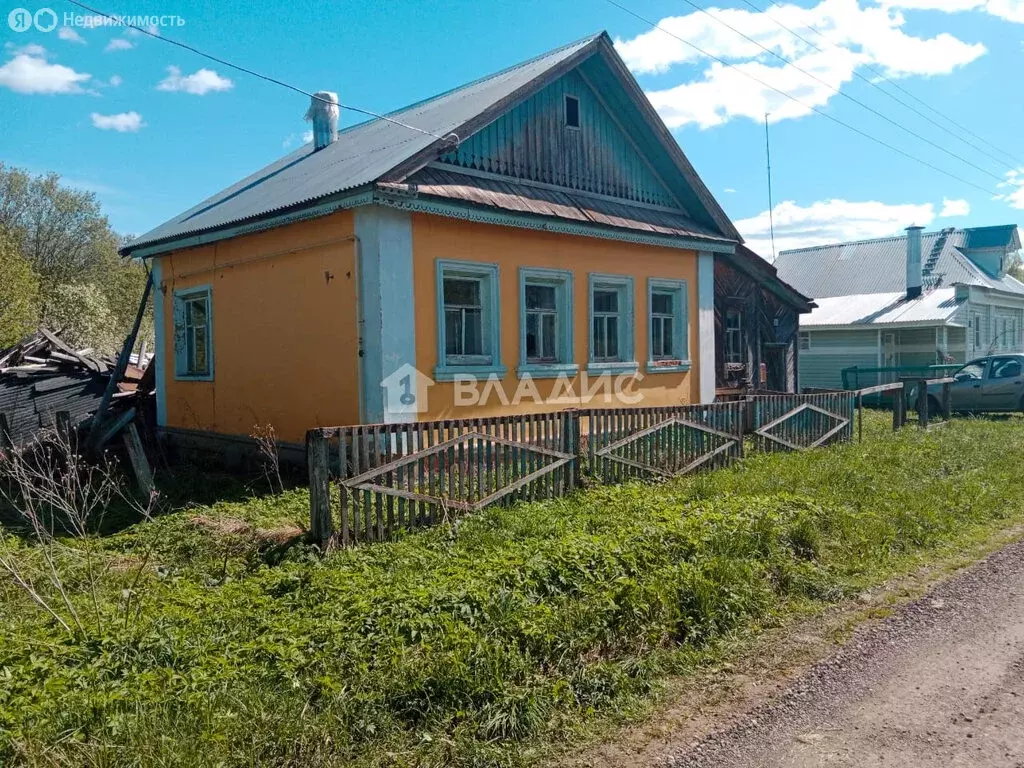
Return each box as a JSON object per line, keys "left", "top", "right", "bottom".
{"left": 438, "top": 69, "right": 678, "bottom": 208}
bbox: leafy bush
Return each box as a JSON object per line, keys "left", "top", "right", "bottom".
{"left": 2, "top": 414, "right": 1024, "bottom": 766}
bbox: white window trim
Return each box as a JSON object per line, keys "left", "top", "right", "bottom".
{"left": 646, "top": 277, "right": 690, "bottom": 374}
{"left": 172, "top": 285, "right": 214, "bottom": 381}
{"left": 435, "top": 259, "right": 505, "bottom": 382}
{"left": 587, "top": 273, "right": 637, "bottom": 375}
{"left": 518, "top": 267, "right": 577, "bottom": 378}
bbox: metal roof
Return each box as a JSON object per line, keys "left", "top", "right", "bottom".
{"left": 125, "top": 34, "right": 601, "bottom": 252}
{"left": 124, "top": 33, "right": 740, "bottom": 256}
{"left": 802, "top": 288, "right": 962, "bottom": 328}
{"left": 774, "top": 226, "right": 1024, "bottom": 299}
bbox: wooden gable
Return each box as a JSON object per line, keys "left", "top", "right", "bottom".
{"left": 437, "top": 68, "right": 682, "bottom": 211}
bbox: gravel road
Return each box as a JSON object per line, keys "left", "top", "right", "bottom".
{"left": 668, "top": 538, "right": 1024, "bottom": 768}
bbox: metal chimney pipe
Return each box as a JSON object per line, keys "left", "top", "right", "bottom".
{"left": 305, "top": 91, "right": 339, "bottom": 151}
{"left": 906, "top": 225, "right": 923, "bottom": 300}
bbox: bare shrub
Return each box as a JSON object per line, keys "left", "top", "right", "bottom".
{"left": 0, "top": 427, "right": 159, "bottom": 637}
{"left": 250, "top": 422, "right": 283, "bottom": 494}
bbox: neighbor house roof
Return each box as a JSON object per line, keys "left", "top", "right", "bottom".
{"left": 123, "top": 32, "right": 739, "bottom": 257}
{"left": 802, "top": 288, "right": 963, "bottom": 329}
{"left": 727, "top": 244, "right": 816, "bottom": 312}
{"left": 774, "top": 226, "right": 1024, "bottom": 299}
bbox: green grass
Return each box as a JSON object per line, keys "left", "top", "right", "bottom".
{"left": 2, "top": 412, "right": 1024, "bottom": 767}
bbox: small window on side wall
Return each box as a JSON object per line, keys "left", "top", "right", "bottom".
{"left": 799, "top": 331, "right": 811, "bottom": 351}
{"left": 646, "top": 278, "right": 689, "bottom": 373}
{"left": 435, "top": 260, "right": 504, "bottom": 381}
{"left": 724, "top": 308, "right": 745, "bottom": 364}
{"left": 173, "top": 286, "right": 213, "bottom": 380}
{"left": 565, "top": 95, "right": 580, "bottom": 129}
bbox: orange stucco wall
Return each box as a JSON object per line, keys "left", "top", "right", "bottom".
{"left": 157, "top": 210, "right": 359, "bottom": 443}
{"left": 412, "top": 214, "right": 700, "bottom": 420}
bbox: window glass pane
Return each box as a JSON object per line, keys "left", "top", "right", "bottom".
{"left": 593, "top": 289, "right": 617, "bottom": 313}
{"left": 651, "top": 292, "right": 672, "bottom": 315}
{"left": 193, "top": 326, "right": 207, "bottom": 373}
{"left": 542, "top": 313, "right": 557, "bottom": 359}
{"left": 652, "top": 318, "right": 664, "bottom": 357}
{"left": 444, "top": 278, "right": 479, "bottom": 307}
{"left": 662, "top": 319, "right": 673, "bottom": 358}
{"left": 606, "top": 316, "right": 618, "bottom": 359}
{"left": 593, "top": 316, "right": 605, "bottom": 357}
{"left": 463, "top": 309, "right": 483, "bottom": 355}
{"left": 565, "top": 95, "right": 580, "bottom": 128}
{"left": 526, "top": 313, "right": 540, "bottom": 359}
{"left": 525, "top": 284, "right": 556, "bottom": 310}
{"left": 445, "top": 309, "right": 462, "bottom": 355}
{"left": 187, "top": 297, "right": 206, "bottom": 327}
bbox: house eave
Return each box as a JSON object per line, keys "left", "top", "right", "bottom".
{"left": 374, "top": 189, "right": 738, "bottom": 253}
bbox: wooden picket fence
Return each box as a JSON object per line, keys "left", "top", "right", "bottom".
{"left": 306, "top": 392, "right": 873, "bottom": 546}
{"left": 747, "top": 392, "right": 856, "bottom": 452}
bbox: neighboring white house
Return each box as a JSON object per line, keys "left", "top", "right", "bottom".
{"left": 774, "top": 225, "right": 1024, "bottom": 390}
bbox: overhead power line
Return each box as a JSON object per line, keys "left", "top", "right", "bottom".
{"left": 737, "top": 0, "right": 1024, "bottom": 173}
{"left": 63, "top": 0, "right": 459, "bottom": 146}
{"left": 602, "top": 0, "right": 999, "bottom": 197}
{"left": 674, "top": 0, "right": 1006, "bottom": 184}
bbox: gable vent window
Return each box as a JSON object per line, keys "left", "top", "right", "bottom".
{"left": 565, "top": 95, "right": 580, "bottom": 129}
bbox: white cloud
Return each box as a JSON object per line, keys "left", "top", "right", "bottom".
{"left": 996, "top": 168, "right": 1024, "bottom": 209}
{"left": 724, "top": 187, "right": 737, "bottom": 193}
{"left": 5, "top": 43, "right": 47, "bottom": 57}
{"left": 104, "top": 38, "right": 134, "bottom": 52}
{"left": 0, "top": 48, "right": 91, "bottom": 94}
{"left": 282, "top": 130, "right": 315, "bottom": 149}
{"left": 108, "top": 74, "right": 123, "bottom": 87}
{"left": 615, "top": 0, "right": 986, "bottom": 128}
{"left": 883, "top": 0, "right": 1024, "bottom": 23}
{"left": 939, "top": 197, "right": 971, "bottom": 217}
{"left": 736, "top": 198, "right": 936, "bottom": 255}
{"left": 58, "top": 27, "right": 86, "bottom": 44}
{"left": 90, "top": 111, "right": 145, "bottom": 132}
{"left": 157, "top": 65, "right": 233, "bottom": 95}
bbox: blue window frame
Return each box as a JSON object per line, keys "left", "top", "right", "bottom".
{"left": 435, "top": 259, "right": 505, "bottom": 381}
{"left": 518, "top": 267, "right": 577, "bottom": 378}
{"left": 172, "top": 285, "right": 214, "bottom": 381}
{"left": 646, "top": 278, "right": 689, "bottom": 373}
{"left": 587, "top": 273, "right": 637, "bottom": 375}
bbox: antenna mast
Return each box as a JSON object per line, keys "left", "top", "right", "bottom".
{"left": 765, "top": 113, "right": 776, "bottom": 262}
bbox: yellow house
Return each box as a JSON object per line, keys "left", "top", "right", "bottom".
{"left": 123, "top": 33, "right": 742, "bottom": 445}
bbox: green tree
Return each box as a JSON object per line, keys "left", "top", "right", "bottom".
{"left": 0, "top": 164, "right": 152, "bottom": 356}
{"left": 0, "top": 228, "right": 40, "bottom": 348}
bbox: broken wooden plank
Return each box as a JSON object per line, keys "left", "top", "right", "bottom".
{"left": 121, "top": 422, "right": 154, "bottom": 496}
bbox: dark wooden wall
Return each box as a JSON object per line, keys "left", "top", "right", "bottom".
{"left": 714, "top": 258, "right": 800, "bottom": 392}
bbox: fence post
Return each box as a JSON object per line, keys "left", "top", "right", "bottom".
{"left": 563, "top": 409, "right": 580, "bottom": 492}
{"left": 307, "top": 429, "right": 333, "bottom": 544}
{"left": 941, "top": 381, "right": 952, "bottom": 421}
{"left": 892, "top": 385, "right": 902, "bottom": 431}
{"left": 857, "top": 391, "right": 863, "bottom": 443}
{"left": 916, "top": 378, "right": 929, "bottom": 429}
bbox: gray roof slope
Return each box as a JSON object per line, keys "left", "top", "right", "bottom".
{"left": 125, "top": 33, "right": 740, "bottom": 255}
{"left": 775, "top": 227, "right": 1024, "bottom": 299}
{"left": 127, "top": 34, "right": 599, "bottom": 251}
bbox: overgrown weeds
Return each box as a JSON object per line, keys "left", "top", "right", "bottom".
{"left": 2, "top": 414, "right": 1024, "bottom": 767}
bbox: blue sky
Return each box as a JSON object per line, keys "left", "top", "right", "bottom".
{"left": 2, "top": 0, "right": 1023, "bottom": 257}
